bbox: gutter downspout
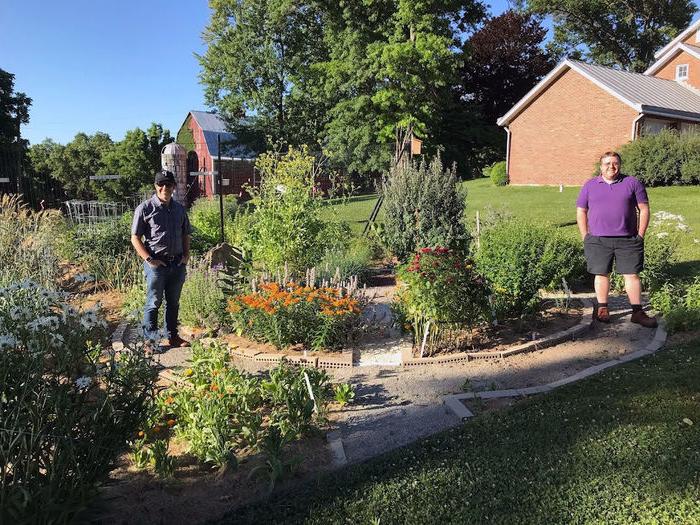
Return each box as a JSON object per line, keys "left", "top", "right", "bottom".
{"left": 504, "top": 126, "right": 512, "bottom": 182}
{"left": 631, "top": 114, "right": 644, "bottom": 140}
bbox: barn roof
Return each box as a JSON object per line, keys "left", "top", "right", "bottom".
{"left": 498, "top": 59, "right": 700, "bottom": 126}
{"left": 189, "top": 111, "right": 256, "bottom": 160}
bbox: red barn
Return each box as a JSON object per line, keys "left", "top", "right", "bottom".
{"left": 176, "top": 111, "right": 257, "bottom": 201}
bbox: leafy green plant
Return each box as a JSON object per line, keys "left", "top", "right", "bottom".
{"left": 382, "top": 155, "right": 469, "bottom": 261}
{"left": 189, "top": 195, "right": 239, "bottom": 254}
{"left": 394, "top": 247, "right": 488, "bottom": 355}
{"left": 483, "top": 160, "right": 507, "bottom": 186}
{"left": 475, "top": 220, "right": 583, "bottom": 320}
{"left": 239, "top": 146, "right": 349, "bottom": 273}
{"left": 317, "top": 236, "right": 375, "bottom": 284}
{"left": 333, "top": 383, "right": 356, "bottom": 407}
{"left": 0, "top": 282, "right": 156, "bottom": 523}
{"left": 150, "top": 439, "right": 175, "bottom": 479}
{"left": 179, "top": 259, "right": 227, "bottom": 331}
{"left": 130, "top": 438, "right": 151, "bottom": 470}
{"left": 650, "top": 277, "right": 700, "bottom": 334}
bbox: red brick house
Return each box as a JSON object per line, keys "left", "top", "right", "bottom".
{"left": 176, "top": 111, "right": 257, "bottom": 200}
{"left": 498, "top": 18, "right": 700, "bottom": 185}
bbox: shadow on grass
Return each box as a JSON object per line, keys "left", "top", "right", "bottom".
{"left": 218, "top": 339, "right": 700, "bottom": 524}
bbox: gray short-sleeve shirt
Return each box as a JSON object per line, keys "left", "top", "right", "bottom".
{"left": 131, "top": 195, "right": 192, "bottom": 257}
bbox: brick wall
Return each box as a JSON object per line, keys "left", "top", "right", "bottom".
{"left": 652, "top": 50, "right": 700, "bottom": 90}
{"left": 508, "top": 68, "right": 637, "bottom": 185}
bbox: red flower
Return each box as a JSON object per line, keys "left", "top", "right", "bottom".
{"left": 420, "top": 247, "right": 432, "bottom": 254}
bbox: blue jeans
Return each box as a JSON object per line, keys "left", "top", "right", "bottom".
{"left": 143, "top": 260, "right": 187, "bottom": 341}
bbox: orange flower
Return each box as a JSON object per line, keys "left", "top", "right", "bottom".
{"left": 164, "top": 396, "right": 174, "bottom": 405}
{"left": 210, "top": 384, "right": 219, "bottom": 392}
{"left": 167, "top": 419, "right": 176, "bottom": 428}
{"left": 138, "top": 430, "right": 145, "bottom": 438}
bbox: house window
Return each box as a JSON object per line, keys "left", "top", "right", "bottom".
{"left": 676, "top": 64, "right": 689, "bottom": 81}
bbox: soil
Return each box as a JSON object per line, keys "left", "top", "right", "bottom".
{"left": 82, "top": 433, "right": 334, "bottom": 525}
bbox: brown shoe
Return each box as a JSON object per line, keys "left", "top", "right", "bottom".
{"left": 593, "top": 306, "right": 610, "bottom": 323}
{"left": 630, "top": 309, "right": 658, "bottom": 328}
{"left": 168, "top": 335, "right": 190, "bottom": 348}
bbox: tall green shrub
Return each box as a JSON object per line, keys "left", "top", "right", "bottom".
{"left": 483, "top": 160, "right": 507, "bottom": 186}
{"left": 241, "top": 146, "right": 348, "bottom": 273}
{"left": 382, "top": 156, "right": 469, "bottom": 261}
{"left": 475, "top": 220, "right": 583, "bottom": 319}
{"left": 618, "top": 129, "right": 700, "bottom": 186}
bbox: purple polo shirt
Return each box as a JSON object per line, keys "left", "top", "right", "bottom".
{"left": 576, "top": 174, "right": 648, "bottom": 236}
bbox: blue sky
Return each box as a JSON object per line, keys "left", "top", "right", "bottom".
{"left": 0, "top": 0, "right": 692, "bottom": 146}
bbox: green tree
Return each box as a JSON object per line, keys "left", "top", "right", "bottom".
{"left": 0, "top": 68, "right": 31, "bottom": 146}
{"left": 318, "top": 0, "right": 486, "bottom": 176}
{"left": 96, "top": 128, "right": 152, "bottom": 200}
{"left": 146, "top": 123, "right": 173, "bottom": 173}
{"left": 198, "top": 0, "right": 328, "bottom": 148}
{"left": 49, "top": 132, "right": 113, "bottom": 200}
{"left": 527, "top": 0, "right": 696, "bottom": 71}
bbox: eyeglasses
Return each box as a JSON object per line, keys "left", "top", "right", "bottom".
{"left": 156, "top": 181, "right": 175, "bottom": 188}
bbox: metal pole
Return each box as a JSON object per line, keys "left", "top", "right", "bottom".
{"left": 218, "top": 134, "right": 224, "bottom": 244}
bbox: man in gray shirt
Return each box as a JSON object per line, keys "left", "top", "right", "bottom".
{"left": 131, "top": 170, "right": 192, "bottom": 348}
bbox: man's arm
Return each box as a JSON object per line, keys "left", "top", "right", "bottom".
{"left": 576, "top": 207, "right": 589, "bottom": 240}
{"left": 637, "top": 202, "right": 650, "bottom": 238}
{"left": 131, "top": 235, "right": 165, "bottom": 267}
{"left": 180, "top": 235, "right": 191, "bottom": 266}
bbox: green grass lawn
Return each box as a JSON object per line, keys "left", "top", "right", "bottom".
{"left": 327, "top": 179, "right": 700, "bottom": 273}
{"left": 222, "top": 337, "right": 700, "bottom": 524}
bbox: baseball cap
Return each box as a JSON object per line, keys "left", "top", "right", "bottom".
{"left": 155, "top": 170, "right": 176, "bottom": 185}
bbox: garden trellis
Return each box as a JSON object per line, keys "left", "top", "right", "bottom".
{"left": 63, "top": 199, "right": 137, "bottom": 226}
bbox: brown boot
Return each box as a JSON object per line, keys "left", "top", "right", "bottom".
{"left": 593, "top": 306, "right": 610, "bottom": 323}
{"left": 168, "top": 335, "right": 190, "bottom": 348}
{"left": 630, "top": 309, "right": 658, "bottom": 328}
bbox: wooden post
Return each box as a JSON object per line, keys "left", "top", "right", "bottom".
{"left": 475, "top": 210, "right": 481, "bottom": 250}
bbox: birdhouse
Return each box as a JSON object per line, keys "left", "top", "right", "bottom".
{"left": 411, "top": 136, "right": 423, "bottom": 155}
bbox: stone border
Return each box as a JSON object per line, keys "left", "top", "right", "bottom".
{"left": 442, "top": 319, "right": 668, "bottom": 419}
{"left": 402, "top": 299, "right": 594, "bottom": 366}
{"left": 109, "top": 299, "right": 597, "bottom": 371}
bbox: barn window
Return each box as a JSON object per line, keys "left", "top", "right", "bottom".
{"left": 676, "top": 64, "right": 689, "bottom": 81}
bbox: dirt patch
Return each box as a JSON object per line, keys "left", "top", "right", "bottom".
{"left": 85, "top": 431, "right": 334, "bottom": 524}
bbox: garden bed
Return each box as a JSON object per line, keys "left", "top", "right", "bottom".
{"left": 409, "top": 299, "right": 585, "bottom": 358}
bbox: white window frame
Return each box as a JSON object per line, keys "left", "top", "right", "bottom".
{"left": 676, "top": 63, "right": 689, "bottom": 81}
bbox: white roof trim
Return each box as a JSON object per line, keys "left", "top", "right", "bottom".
{"left": 654, "top": 18, "right": 700, "bottom": 60}
{"left": 645, "top": 43, "right": 700, "bottom": 75}
{"left": 497, "top": 60, "right": 642, "bottom": 126}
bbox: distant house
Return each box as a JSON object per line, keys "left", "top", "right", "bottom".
{"left": 498, "top": 18, "right": 700, "bottom": 185}
{"left": 176, "top": 111, "right": 256, "bottom": 200}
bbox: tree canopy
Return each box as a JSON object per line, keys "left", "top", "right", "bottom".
{"left": 527, "top": 0, "right": 696, "bottom": 72}
{"left": 0, "top": 68, "right": 31, "bottom": 147}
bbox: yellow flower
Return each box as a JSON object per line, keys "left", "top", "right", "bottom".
{"left": 183, "top": 368, "right": 193, "bottom": 377}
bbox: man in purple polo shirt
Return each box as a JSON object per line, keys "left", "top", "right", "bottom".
{"left": 576, "top": 151, "right": 657, "bottom": 328}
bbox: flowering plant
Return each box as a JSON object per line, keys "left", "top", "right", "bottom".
{"left": 227, "top": 280, "right": 364, "bottom": 351}
{"left": 395, "top": 247, "right": 488, "bottom": 355}
{"left": 0, "top": 280, "right": 156, "bottom": 523}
